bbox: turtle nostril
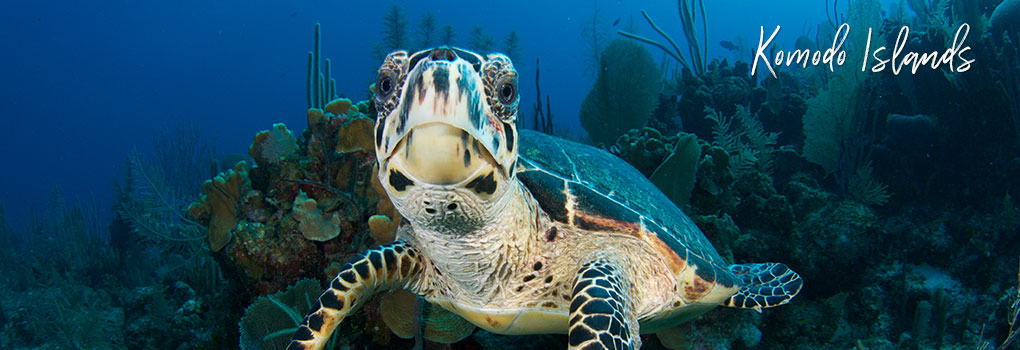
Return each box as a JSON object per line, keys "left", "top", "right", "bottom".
{"left": 430, "top": 48, "right": 457, "bottom": 62}
{"left": 447, "top": 203, "right": 458, "bottom": 211}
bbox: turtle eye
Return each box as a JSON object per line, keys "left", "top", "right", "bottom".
{"left": 376, "top": 69, "right": 397, "bottom": 97}
{"left": 497, "top": 76, "right": 517, "bottom": 105}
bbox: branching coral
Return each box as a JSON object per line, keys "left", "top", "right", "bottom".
{"left": 801, "top": 0, "right": 890, "bottom": 201}
{"left": 380, "top": 5, "right": 409, "bottom": 53}
{"left": 580, "top": 38, "right": 661, "bottom": 145}
{"left": 581, "top": 4, "right": 611, "bottom": 80}
{"left": 618, "top": 0, "right": 708, "bottom": 76}
{"left": 705, "top": 106, "right": 778, "bottom": 178}
{"left": 416, "top": 12, "right": 437, "bottom": 50}
{"left": 528, "top": 58, "right": 555, "bottom": 135}
{"left": 440, "top": 25, "right": 455, "bottom": 46}
{"left": 848, "top": 163, "right": 891, "bottom": 206}
{"left": 307, "top": 23, "right": 339, "bottom": 110}
{"left": 14, "top": 278, "right": 124, "bottom": 349}
{"left": 119, "top": 126, "right": 213, "bottom": 255}
{"left": 502, "top": 31, "right": 521, "bottom": 62}
{"left": 469, "top": 26, "right": 494, "bottom": 52}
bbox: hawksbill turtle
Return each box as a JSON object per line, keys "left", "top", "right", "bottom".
{"left": 287, "top": 47, "right": 802, "bottom": 350}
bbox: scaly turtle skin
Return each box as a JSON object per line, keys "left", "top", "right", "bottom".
{"left": 288, "top": 47, "right": 802, "bottom": 350}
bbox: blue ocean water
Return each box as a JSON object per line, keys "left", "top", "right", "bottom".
{"left": 1, "top": 0, "right": 1018, "bottom": 349}
{"left": 0, "top": 0, "right": 824, "bottom": 232}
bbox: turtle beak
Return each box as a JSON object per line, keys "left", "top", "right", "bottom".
{"left": 377, "top": 48, "right": 514, "bottom": 185}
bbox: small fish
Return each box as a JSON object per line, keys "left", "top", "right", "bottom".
{"left": 719, "top": 40, "right": 738, "bottom": 51}
{"left": 612, "top": 17, "right": 621, "bottom": 26}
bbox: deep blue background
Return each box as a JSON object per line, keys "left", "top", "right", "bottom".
{"left": 0, "top": 0, "right": 835, "bottom": 236}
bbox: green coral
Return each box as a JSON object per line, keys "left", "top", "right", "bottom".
{"left": 649, "top": 132, "right": 700, "bottom": 207}
{"left": 239, "top": 278, "right": 329, "bottom": 350}
{"left": 307, "top": 23, "right": 338, "bottom": 110}
{"left": 580, "top": 38, "right": 661, "bottom": 145}
{"left": 705, "top": 106, "right": 778, "bottom": 178}
{"left": 802, "top": 0, "right": 880, "bottom": 174}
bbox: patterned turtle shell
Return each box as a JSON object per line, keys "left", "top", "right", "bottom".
{"left": 515, "top": 129, "right": 739, "bottom": 289}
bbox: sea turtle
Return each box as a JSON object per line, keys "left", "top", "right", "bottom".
{"left": 287, "top": 47, "right": 802, "bottom": 350}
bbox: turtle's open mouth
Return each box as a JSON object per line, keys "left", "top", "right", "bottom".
{"left": 388, "top": 122, "right": 499, "bottom": 186}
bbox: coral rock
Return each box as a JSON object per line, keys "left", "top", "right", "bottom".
{"left": 249, "top": 123, "right": 298, "bottom": 166}
{"left": 190, "top": 161, "right": 249, "bottom": 252}
{"left": 325, "top": 98, "right": 353, "bottom": 116}
{"left": 306, "top": 108, "right": 325, "bottom": 128}
{"left": 335, "top": 117, "right": 376, "bottom": 153}
{"left": 368, "top": 215, "right": 397, "bottom": 244}
{"left": 291, "top": 190, "right": 342, "bottom": 242}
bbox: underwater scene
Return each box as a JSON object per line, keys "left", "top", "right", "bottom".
{"left": 2, "top": 0, "right": 1020, "bottom": 349}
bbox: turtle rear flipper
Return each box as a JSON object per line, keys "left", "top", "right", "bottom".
{"left": 722, "top": 263, "right": 803, "bottom": 312}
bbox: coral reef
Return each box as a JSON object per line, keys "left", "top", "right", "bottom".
{"left": 200, "top": 102, "right": 379, "bottom": 295}
{"left": 307, "top": 23, "right": 339, "bottom": 110}
{"left": 618, "top": 0, "right": 708, "bottom": 76}
{"left": 610, "top": 127, "right": 681, "bottom": 177}
{"left": 239, "top": 278, "right": 324, "bottom": 350}
{"left": 189, "top": 161, "right": 250, "bottom": 252}
{"left": 250, "top": 123, "right": 299, "bottom": 166}
{"left": 528, "top": 58, "right": 555, "bottom": 135}
{"left": 291, "top": 190, "right": 343, "bottom": 242}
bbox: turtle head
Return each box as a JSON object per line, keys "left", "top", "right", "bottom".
{"left": 373, "top": 47, "right": 520, "bottom": 233}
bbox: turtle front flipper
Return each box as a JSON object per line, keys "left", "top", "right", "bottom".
{"left": 722, "top": 262, "right": 803, "bottom": 312}
{"left": 287, "top": 241, "right": 424, "bottom": 350}
{"left": 568, "top": 259, "right": 640, "bottom": 350}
